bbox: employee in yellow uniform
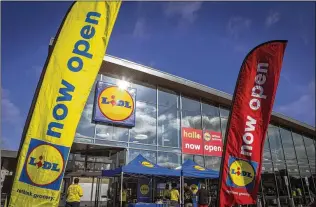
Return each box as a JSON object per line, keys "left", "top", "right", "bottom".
{"left": 66, "top": 178, "right": 83, "bottom": 207}
{"left": 170, "top": 183, "right": 179, "bottom": 207}
{"left": 119, "top": 183, "right": 127, "bottom": 207}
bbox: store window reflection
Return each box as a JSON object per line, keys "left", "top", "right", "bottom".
{"left": 280, "top": 128, "right": 296, "bottom": 160}
{"left": 95, "top": 124, "right": 129, "bottom": 142}
{"left": 182, "top": 154, "right": 204, "bottom": 167}
{"left": 263, "top": 133, "right": 272, "bottom": 163}
{"left": 158, "top": 106, "right": 180, "bottom": 148}
{"left": 202, "top": 102, "right": 221, "bottom": 133}
{"left": 75, "top": 75, "right": 100, "bottom": 140}
{"left": 220, "top": 118, "right": 227, "bottom": 141}
{"left": 268, "top": 125, "right": 285, "bottom": 162}
{"left": 219, "top": 106, "right": 229, "bottom": 118}
{"left": 133, "top": 82, "right": 157, "bottom": 104}
{"left": 205, "top": 156, "right": 221, "bottom": 171}
{"left": 130, "top": 101, "right": 157, "bottom": 145}
{"left": 181, "top": 97, "right": 201, "bottom": 130}
{"left": 292, "top": 132, "right": 308, "bottom": 160}
{"left": 304, "top": 136, "right": 316, "bottom": 162}
{"left": 128, "top": 149, "right": 156, "bottom": 164}
{"left": 101, "top": 74, "right": 119, "bottom": 85}
{"left": 157, "top": 151, "right": 181, "bottom": 169}
{"left": 158, "top": 88, "right": 179, "bottom": 108}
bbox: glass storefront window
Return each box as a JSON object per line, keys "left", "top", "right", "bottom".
{"left": 157, "top": 151, "right": 181, "bottom": 169}
{"left": 128, "top": 149, "right": 157, "bottom": 164}
{"left": 183, "top": 154, "right": 204, "bottom": 167}
{"left": 205, "top": 156, "right": 221, "bottom": 171}
{"left": 201, "top": 102, "right": 219, "bottom": 117}
{"left": 193, "top": 155, "right": 204, "bottom": 167}
{"left": 202, "top": 102, "right": 220, "bottom": 133}
{"left": 219, "top": 106, "right": 229, "bottom": 118}
{"left": 130, "top": 101, "right": 157, "bottom": 145}
{"left": 75, "top": 96, "right": 96, "bottom": 139}
{"left": 263, "top": 140, "right": 272, "bottom": 164}
{"left": 95, "top": 124, "right": 129, "bottom": 142}
{"left": 268, "top": 126, "right": 285, "bottom": 162}
{"left": 280, "top": 128, "right": 296, "bottom": 160}
{"left": 303, "top": 136, "right": 315, "bottom": 161}
{"left": 181, "top": 96, "right": 200, "bottom": 111}
{"left": 292, "top": 132, "right": 308, "bottom": 160}
{"left": 95, "top": 124, "right": 113, "bottom": 140}
{"left": 183, "top": 154, "right": 193, "bottom": 162}
{"left": 158, "top": 88, "right": 179, "bottom": 108}
{"left": 158, "top": 105, "right": 180, "bottom": 148}
{"left": 287, "top": 160, "right": 300, "bottom": 175}
{"left": 133, "top": 82, "right": 156, "bottom": 104}
{"left": 202, "top": 116, "right": 221, "bottom": 132}
{"left": 220, "top": 118, "right": 227, "bottom": 140}
{"left": 75, "top": 75, "right": 100, "bottom": 140}
{"left": 101, "top": 74, "right": 120, "bottom": 85}
{"left": 182, "top": 110, "right": 201, "bottom": 129}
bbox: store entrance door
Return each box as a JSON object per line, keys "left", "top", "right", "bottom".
{"left": 59, "top": 172, "right": 112, "bottom": 207}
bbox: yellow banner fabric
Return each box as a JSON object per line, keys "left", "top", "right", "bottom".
{"left": 9, "top": 1, "right": 121, "bottom": 206}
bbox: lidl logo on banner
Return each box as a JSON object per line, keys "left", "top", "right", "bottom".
{"left": 204, "top": 132, "right": 211, "bottom": 141}
{"left": 194, "top": 165, "right": 205, "bottom": 171}
{"left": 140, "top": 184, "right": 149, "bottom": 195}
{"left": 19, "top": 139, "right": 69, "bottom": 190}
{"left": 226, "top": 156, "right": 258, "bottom": 190}
{"left": 94, "top": 81, "right": 136, "bottom": 127}
{"left": 141, "top": 161, "right": 154, "bottom": 168}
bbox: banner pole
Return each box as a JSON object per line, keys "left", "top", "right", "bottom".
{"left": 7, "top": 2, "right": 76, "bottom": 202}
{"left": 120, "top": 172, "right": 123, "bottom": 207}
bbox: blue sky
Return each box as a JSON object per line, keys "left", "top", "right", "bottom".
{"left": 1, "top": 2, "right": 315, "bottom": 150}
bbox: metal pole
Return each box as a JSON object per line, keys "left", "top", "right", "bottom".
{"left": 120, "top": 172, "right": 123, "bottom": 207}
{"left": 181, "top": 176, "right": 184, "bottom": 206}
{"left": 180, "top": 176, "right": 182, "bottom": 206}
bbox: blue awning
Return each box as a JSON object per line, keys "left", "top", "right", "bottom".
{"left": 181, "top": 159, "right": 219, "bottom": 178}
{"left": 102, "top": 154, "right": 181, "bottom": 177}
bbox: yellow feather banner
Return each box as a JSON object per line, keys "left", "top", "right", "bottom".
{"left": 9, "top": 1, "right": 121, "bottom": 206}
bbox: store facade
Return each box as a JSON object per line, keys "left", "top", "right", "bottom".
{"left": 63, "top": 55, "right": 315, "bottom": 206}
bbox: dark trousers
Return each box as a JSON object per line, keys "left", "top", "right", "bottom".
{"left": 66, "top": 202, "right": 80, "bottom": 207}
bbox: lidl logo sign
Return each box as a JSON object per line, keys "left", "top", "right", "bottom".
{"left": 94, "top": 81, "right": 136, "bottom": 127}
{"left": 19, "top": 139, "right": 69, "bottom": 190}
{"left": 204, "top": 132, "right": 211, "bottom": 141}
{"left": 194, "top": 165, "right": 205, "bottom": 171}
{"left": 226, "top": 156, "right": 258, "bottom": 190}
{"left": 140, "top": 184, "right": 149, "bottom": 195}
{"left": 141, "top": 161, "right": 154, "bottom": 168}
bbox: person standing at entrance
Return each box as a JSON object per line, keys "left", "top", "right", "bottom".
{"left": 184, "top": 185, "right": 193, "bottom": 207}
{"left": 196, "top": 184, "right": 210, "bottom": 207}
{"left": 170, "top": 183, "right": 179, "bottom": 207}
{"left": 66, "top": 178, "right": 83, "bottom": 207}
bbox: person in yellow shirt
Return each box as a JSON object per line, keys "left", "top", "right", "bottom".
{"left": 66, "top": 178, "right": 83, "bottom": 207}
{"left": 119, "top": 183, "right": 128, "bottom": 207}
{"left": 170, "top": 183, "right": 179, "bottom": 207}
{"left": 163, "top": 184, "right": 171, "bottom": 200}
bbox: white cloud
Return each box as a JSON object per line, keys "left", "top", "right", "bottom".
{"left": 265, "top": 11, "right": 280, "bottom": 27}
{"left": 133, "top": 18, "right": 147, "bottom": 39}
{"left": 1, "top": 87, "right": 23, "bottom": 149}
{"left": 276, "top": 81, "right": 315, "bottom": 126}
{"left": 227, "top": 16, "right": 252, "bottom": 40}
{"left": 164, "top": 2, "right": 203, "bottom": 24}
{"left": 1, "top": 87, "right": 22, "bottom": 125}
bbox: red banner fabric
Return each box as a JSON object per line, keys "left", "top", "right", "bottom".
{"left": 218, "top": 40, "right": 287, "bottom": 206}
{"left": 181, "top": 128, "right": 223, "bottom": 157}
